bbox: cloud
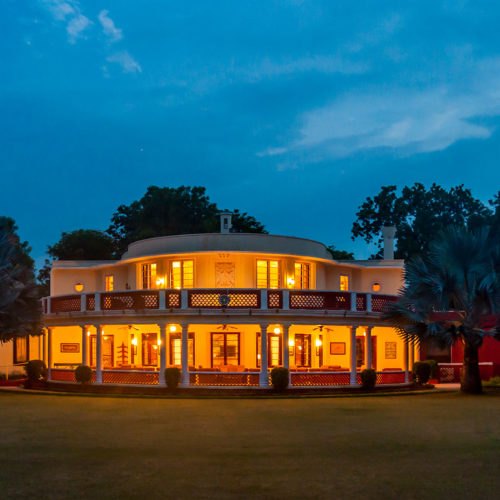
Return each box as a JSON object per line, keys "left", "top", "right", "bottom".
{"left": 243, "top": 55, "right": 368, "bottom": 82}
{"left": 106, "top": 51, "right": 142, "bottom": 74}
{"left": 42, "top": 1, "right": 91, "bottom": 43}
{"left": 98, "top": 10, "right": 122, "bottom": 42}
{"left": 66, "top": 14, "right": 92, "bottom": 43}
{"left": 41, "top": 1, "right": 141, "bottom": 75}
{"left": 262, "top": 58, "right": 500, "bottom": 162}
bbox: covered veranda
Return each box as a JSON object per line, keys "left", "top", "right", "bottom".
{"left": 46, "top": 321, "right": 415, "bottom": 388}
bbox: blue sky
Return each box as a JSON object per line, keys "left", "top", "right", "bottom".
{"left": 2, "top": 0, "right": 500, "bottom": 266}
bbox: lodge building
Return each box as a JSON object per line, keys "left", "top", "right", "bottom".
{"left": 4, "top": 215, "right": 420, "bottom": 388}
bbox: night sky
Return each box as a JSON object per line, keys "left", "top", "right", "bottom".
{"left": 2, "top": 1, "right": 500, "bottom": 266}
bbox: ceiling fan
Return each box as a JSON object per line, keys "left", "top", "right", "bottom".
{"left": 313, "top": 325, "right": 334, "bottom": 333}
{"left": 216, "top": 324, "right": 238, "bottom": 331}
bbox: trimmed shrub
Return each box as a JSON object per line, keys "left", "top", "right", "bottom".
{"left": 75, "top": 365, "right": 92, "bottom": 384}
{"left": 486, "top": 375, "right": 500, "bottom": 387}
{"left": 413, "top": 361, "right": 432, "bottom": 385}
{"left": 270, "top": 367, "right": 289, "bottom": 392}
{"left": 422, "top": 359, "right": 438, "bottom": 379}
{"left": 361, "top": 368, "right": 376, "bottom": 390}
{"left": 24, "top": 360, "right": 47, "bottom": 382}
{"left": 165, "top": 367, "right": 181, "bottom": 390}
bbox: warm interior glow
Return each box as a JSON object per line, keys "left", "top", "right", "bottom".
{"left": 87, "top": 331, "right": 90, "bottom": 337}
{"left": 288, "top": 338, "right": 294, "bottom": 347}
{"left": 74, "top": 282, "right": 84, "bottom": 292}
{"left": 287, "top": 277, "right": 295, "bottom": 288}
{"left": 156, "top": 277, "right": 165, "bottom": 287}
{"left": 273, "top": 327, "right": 281, "bottom": 334}
{"left": 157, "top": 338, "right": 162, "bottom": 346}
{"left": 257, "top": 260, "right": 280, "bottom": 288}
{"left": 340, "top": 275, "right": 349, "bottom": 291}
{"left": 171, "top": 260, "right": 194, "bottom": 289}
{"left": 131, "top": 337, "right": 138, "bottom": 346}
{"left": 315, "top": 338, "right": 322, "bottom": 347}
{"left": 169, "top": 325, "right": 177, "bottom": 333}
{"left": 105, "top": 275, "right": 114, "bottom": 292}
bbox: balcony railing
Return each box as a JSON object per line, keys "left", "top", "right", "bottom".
{"left": 42, "top": 289, "right": 397, "bottom": 315}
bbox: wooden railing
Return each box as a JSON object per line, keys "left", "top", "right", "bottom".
{"left": 43, "top": 289, "right": 398, "bottom": 314}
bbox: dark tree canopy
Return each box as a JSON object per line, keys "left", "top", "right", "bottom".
{"left": 107, "top": 186, "right": 267, "bottom": 256}
{"left": 352, "top": 183, "right": 496, "bottom": 260}
{"left": 327, "top": 245, "right": 354, "bottom": 260}
{"left": 48, "top": 229, "right": 116, "bottom": 261}
{"left": 0, "top": 218, "right": 41, "bottom": 341}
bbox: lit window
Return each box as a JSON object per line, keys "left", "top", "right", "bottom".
{"left": 170, "top": 334, "right": 195, "bottom": 366}
{"left": 170, "top": 260, "right": 194, "bottom": 289}
{"left": 340, "top": 275, "right": 349, "bottom": 291}
{"left": 105, "top": 275, "right": 114, "bottom": 292}
{"left": 372, "top": 282, "right": 381, "bottom": 292}
{"left": 256, "top": 260, "right": 281, "bottom": 289}
{"left": 294, "top": 263, "right": 310, "bottom": 289}
{"left": 142, "top": 263, "right": 157, "bottom": 289}
{"left": 13, "top": 337, "right": 28, "bottom": 364}
{"left": 74, "top": 282, "right": 84, "bottom": 292}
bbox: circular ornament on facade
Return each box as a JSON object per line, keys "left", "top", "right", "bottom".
{"left": 372, "top": 282, "right": 381, "bottom": 292}
{"left": 219, "top": 294, "right": 231, "bottom": 306}
{"left": 74, "top": 282, "right": 84, "bottom": 292}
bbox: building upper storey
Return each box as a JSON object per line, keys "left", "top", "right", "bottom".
{"left": 50, "top": 232, "right": 404, "bottom": 297}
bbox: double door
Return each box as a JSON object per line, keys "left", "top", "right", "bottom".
{"left": 294, "top": 334, "right": 311, "bottom": 368}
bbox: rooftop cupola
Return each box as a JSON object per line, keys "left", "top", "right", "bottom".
{"left": 219, "top": 211, "right": 233, "bottom": 234}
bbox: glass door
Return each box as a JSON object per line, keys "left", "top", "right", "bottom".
{"left": 294, "top": 334, "right": 311, "bottom": 367}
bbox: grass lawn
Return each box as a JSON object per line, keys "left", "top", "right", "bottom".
{"left": 0, "top": 391, "right": 499, "bottom": 499}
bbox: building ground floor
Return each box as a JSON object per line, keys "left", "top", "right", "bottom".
{"left": 43, "top": 322, "right": 417, "bottom": 388}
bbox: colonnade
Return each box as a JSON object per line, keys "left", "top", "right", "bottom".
{"left": 45, "top": 323, "right": 411, "bottom": 387}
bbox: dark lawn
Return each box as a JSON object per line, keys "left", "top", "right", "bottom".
{"left": 0, "top": 390, "right": 499, "bottom": 499}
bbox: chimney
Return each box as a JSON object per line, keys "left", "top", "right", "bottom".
{"left": 382, "top": 226, "right": 396, "bottom": 260}
{"left": 219, "top": 211, "right": 233, "bottom": 234}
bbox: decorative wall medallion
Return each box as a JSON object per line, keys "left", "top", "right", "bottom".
{"left": 215, "top": 262, "right": 235, "bottom": 288}
{"left": 219, "top": 294, "right": 231, "bottom": 306}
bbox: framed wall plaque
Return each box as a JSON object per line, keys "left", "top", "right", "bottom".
{"left": 385, "top": 342, "right": 397, "bottom": 359}
{"left": 60, "top": 343, "right": 80, "bottom": 353}
{"left": 330, "top": 342, "right": 346, "bottom": 355}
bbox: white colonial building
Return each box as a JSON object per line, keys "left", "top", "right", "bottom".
{"left": 38, "top": 217, "right": 413, "bottom": 388}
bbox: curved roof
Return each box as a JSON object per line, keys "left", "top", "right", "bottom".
{"left": 121, "top": 233, "right": 333, "bottom": 261}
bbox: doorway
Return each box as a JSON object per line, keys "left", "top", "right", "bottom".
{"left": 294, "top": 334, "right": 311, "bottom": 367}
{"left": 90, "top": 335, "right": 114, "bottom": 368}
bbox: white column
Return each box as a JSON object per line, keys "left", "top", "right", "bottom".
{"left": 159, "top": 290, "right": 166, "bottom": 310}
{"left": 366, "top": 326, "right": 373, "bottom": 370}
{"left": 43, "top": 329, "right": 47, "bottom": 366}
{"left": 180, "top": 323, "right": 189, "bottom": 387}
{"left": 95, "top": 293, "right": 101, "bottom": 312}
{"left": 404, "top": 339, "right": 410, "bottom": 383}
{"left": 181, "top": 290, "right": 188, "bottom": 310}
{"left": 366, "top": 293, "right": 372, "bottom": 312}
{"left": 47, "top": 327, "right": 53, "bottom": 381}
{"left": 282, "top": 290, "right": 290, "bottom": 310}
{"left": 95, "top": 325, "right": 103, "bottom": 384}
{"left": 350, "top": 292, "right": 357, "bottom": 312}
{"left": 283, "top": 324, "right": 291, "bottom": 386}
{"left": 260, "top": 289, "right": 268, "bottom": 310}
{"left": 159, "top": 324, "right": 167, "bottom": 386}
{"left": 259, "top": 324, "right": 269, "bottom": 387}
{"left": 350, "top": 325, "right": 358, "bottom": 386}
{"left": 410, "top": 339, "right": 415, "bottom": 371}
{"left": 80, "top": 294, "right": 86, "bottom": 312}
{"left": 81, "top": 325, "right": 88, "bottom": 366}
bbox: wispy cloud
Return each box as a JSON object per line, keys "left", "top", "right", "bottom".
{"left": 40, "top": 1, "right": 140, "bottom": 75}
{"left": 106, "top": 51, "right": 142, "bottom": 74}
{"left": 98, "top": 10, "right": 122, "bottom": 42}
{"left": 243, "top": 55, "right": 368, "bottom": 82}
{"left": 262, "top": 57, "right": 500, "bottom": 163}
{"left": 42, "top": 0, "right": 91, "bottom": 43}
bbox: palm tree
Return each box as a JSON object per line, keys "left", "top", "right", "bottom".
{"left": 385, "top": 227, "right": 500, "bottom": 394}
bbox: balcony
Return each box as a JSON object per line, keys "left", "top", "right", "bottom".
{"left": 42, "top": 288, "right": 397, "bottom": 317}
